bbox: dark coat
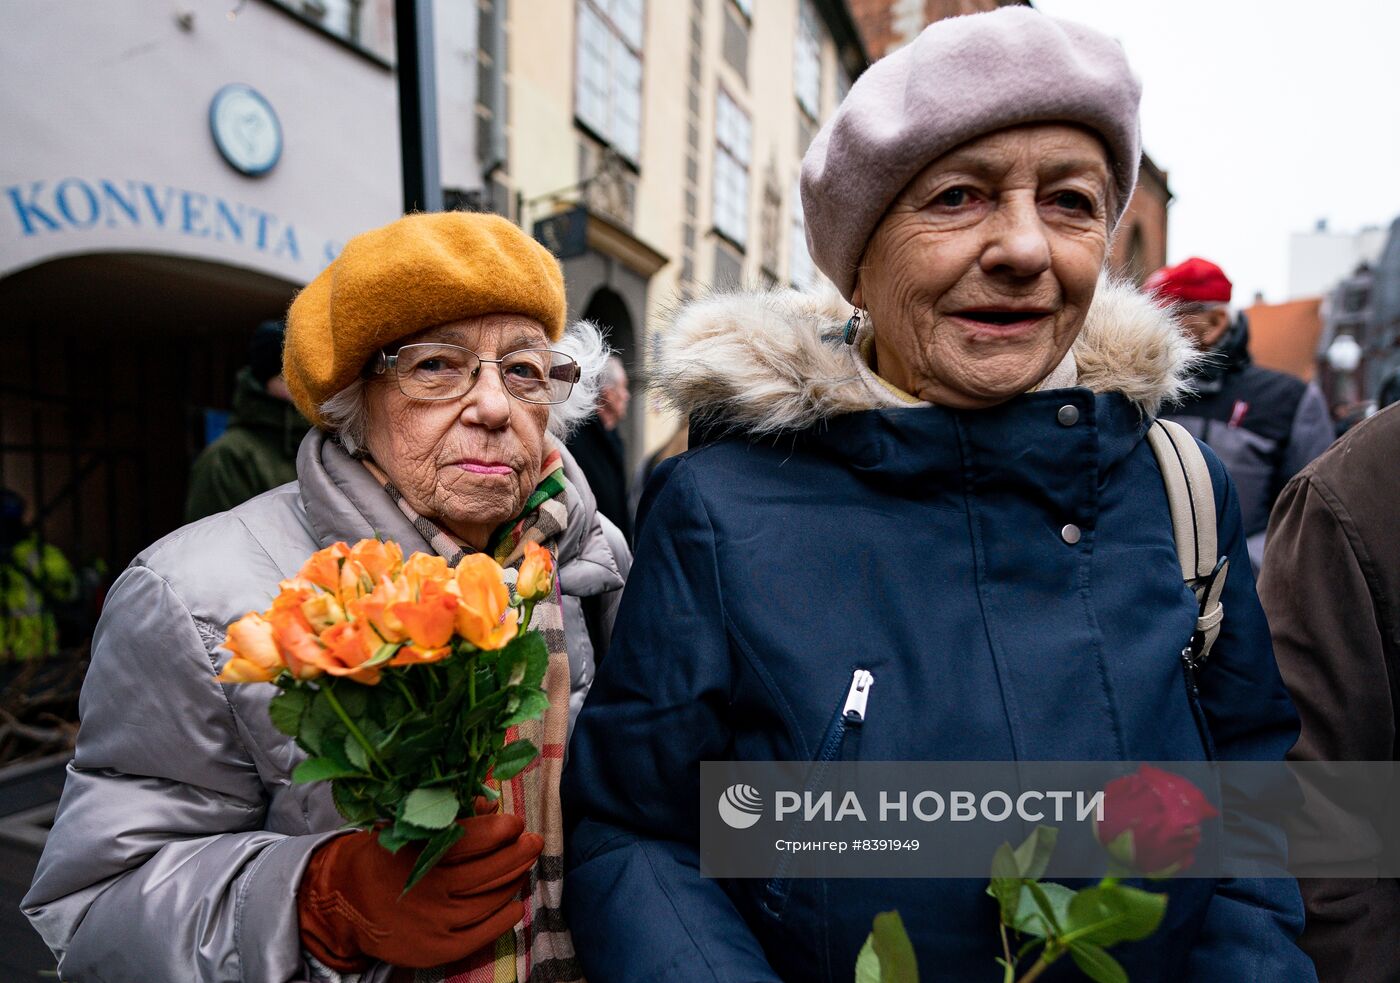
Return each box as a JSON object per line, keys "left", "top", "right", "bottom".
{"left": 1257, "top": 403, "right": 1400, "bottom": 982}
{"left": 566, "top": 416, "right": 632, "bottom": 543}
{"left": 185, "top": 368, "right": 310, "bottom": 522}
{"left": 561, "top": 283, "right": 1312, "bottom": 983}
{"left": 1161, "top": 314, "right": 1334, "bottom": 573}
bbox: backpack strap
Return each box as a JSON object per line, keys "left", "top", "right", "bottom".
{"left": 1145, "top": 419, "right": 1229, "bottom": 670}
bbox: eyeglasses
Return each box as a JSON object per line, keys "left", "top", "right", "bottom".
{"left": 372, "top": 343, "right": 581, "bottom": 405}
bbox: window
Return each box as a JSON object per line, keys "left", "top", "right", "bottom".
{"left": 732, "top": 0, "right": 752, "bottom": 17}
{"left": 760, "top": 165, "right": 782, "bottom": 278}
{"left": 713, "top": 89, "right": 752, "bottom": 248}
{"left": 794, "top": 0, "right": 822, "bottom": 120}
{"left": 266, "top": 0, "right": 396, "bottom": 63}
{"left": 790, "top": 178, "right": 816, "bottom": 289}
{"left": 575, "top": 0, "right": 645, "bottom": 164}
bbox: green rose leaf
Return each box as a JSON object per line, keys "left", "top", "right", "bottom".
{"left": 297, "top": 707, "right": 326, "bottom": 757}
{"left": 500, "top": 632, "right": 549, "bottom": 689}
{"left": 988, "top": 843, "right": 1022, "bottom": 925}
{"left": 854, "top": 937, "right": 880, "bottom": 983}
{"left": 399, "top": 787, "right": 460, "bottom": 830}
{"left": 332, "top": 681, "right": 369, "bottom": 718}
{"left": 1068, "top": 942, "right": 1128, "bottom": 983}
{"left": 292, "top": 756, "right": 365, "bottom": 783}
{"left": 268, "top": 688, "right": 309, "bottom": 737}
{"left": 458, "top": 690, "right": 513, "bottom": 732}
{"left": 377, "top": 823, "right": 420, "bottom": 854}
{"left": 1012, "top": 825, "right": 1059, "bottom": 881}
{"left": 1013, "top": 881, "right": 1075, "bottom": 939}
{"left": 499, "top": 689, "right": 551, "bottom": 728}
{"left": 404, "top": 822, "right": 468, "bottom": 894}
{"left": 492, "top": 739, "right": 540, "bottom": 782}
{"left": 869, "top": 910, "right": 919, "bottom": 983}
{"left": 1066, "top": 885, "right": 1168, "bottom": 946}
{"left": 331, "top": 780, "right": 378, "bottom": 826}
{"left": 345, "top": 734, "right": 369, "bottom": 772}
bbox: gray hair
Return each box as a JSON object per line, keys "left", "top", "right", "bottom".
{"left": 600, "top": 354, "right": 628, "bottom": 391}
{"left": 320, "top": 319, "right": 613, "bottom": 456}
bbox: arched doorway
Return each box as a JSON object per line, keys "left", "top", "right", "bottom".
{"left": 581, "top": 286, "right": 636, "bottom": 366}
{"left": 579, "top": 285, "right": 640, "bottom": 462}
{"left": 0, "top": 252, "right": 298, "bottom": 573}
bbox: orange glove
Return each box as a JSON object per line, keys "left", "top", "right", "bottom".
{"left": 298, "top": 813, "right": 543, "bottom": 971}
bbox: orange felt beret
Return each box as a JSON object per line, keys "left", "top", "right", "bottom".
{"left": 284, "top": 212, "right": 566, "bottom": 427}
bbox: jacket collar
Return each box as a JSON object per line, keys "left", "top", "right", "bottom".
{"left": 650, "top": 276, "right": 1199, "bottom": 435}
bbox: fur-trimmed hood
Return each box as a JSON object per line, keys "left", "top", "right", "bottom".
{"left": 648, "top": 278, "right": 1198, "bottom": 435}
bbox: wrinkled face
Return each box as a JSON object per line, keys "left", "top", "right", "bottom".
{"left": 363, "top": 315, "right": 551, "bottom": 548}
{"left": 1177, "top": 303, "right": 1232, "bottom": 350}
{"left": 853, "top": 124, "right": 1112, "bottom": 407}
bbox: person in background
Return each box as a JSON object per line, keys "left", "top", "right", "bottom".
{"left": 566, "top": 355, "right": 632, "bottom": 542}
{"left": 185, "top": 320, "right": 310, "bottom": 521}
{"left": 1256, "top": 402, "right": 1400, "bottom": 982}
{"left": 0, "top": 490, "right": 76, "bottom": 662}
{"left": 1148, "top": 258, "right": 1333, "bottom": 573}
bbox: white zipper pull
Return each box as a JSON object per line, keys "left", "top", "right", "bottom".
{"left": 842, "top": 669, "right": 873, "bottom": 723}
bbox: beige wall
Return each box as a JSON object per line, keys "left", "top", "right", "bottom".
{"left": 0, "top": 0, "right": 479, "bottom": 286}
{"left": 1, "top": 1, "right": 398, "bottom": 285}
{"left": 508, "top": 0, "right": 852, "bottom": 453}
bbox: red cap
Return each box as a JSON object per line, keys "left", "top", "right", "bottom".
{"left": 1143, "top": 257, "right": 1233, "bottom": 305}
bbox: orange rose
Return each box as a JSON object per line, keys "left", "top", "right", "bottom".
{"left": 451, "top": 553, "right": 518, "bottom": 651}
{"left": 268, "top": 607, "right": 326, "bottom": 680}
{"left": 388, "top": 641, "right": 453, "bottom": 666}
{"left": 348, "top": 538, "right": 403, "bottom": 583}
{"left": 316, "top": 622, "right": 384, "bottom": 685}
{"left": 391, "top": 578, "right": 458, "bottom": 651}
{"left": 298, "top": 542, "right": 350, "bottom": 592}
{"left": 337, "top": 559, "right": 379, "bottom": 607}
{"left": 402, "top": 552, "right": 451, "bottom": 594}
{"left": 301, "top": 592, "right": 347, "bottom": 633}
{"left": 517, "top": 541, "right": 556, "bottom": 602}
{"left": 348, "top": 578, "right": 410, "bottom": 644}
{"left": 215, "top": 612, "right": 282, "bottom": 683}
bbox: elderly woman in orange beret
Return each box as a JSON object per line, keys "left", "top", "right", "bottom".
{"left": 23, "top": 213, "right": 629, "bottom": 983}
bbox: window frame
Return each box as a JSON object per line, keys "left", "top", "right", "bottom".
{"left": 794, "top": 0, "right": 823, "bottom": 121}
{"left": 573, "top": 0, "right": 647, "bottom": 167}
{"left": 712, "top": 85, "right": 753, "bottom": 250}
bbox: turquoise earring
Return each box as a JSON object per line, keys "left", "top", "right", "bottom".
{"left": 843, "top": 309, "right": 863, "bottom": 345}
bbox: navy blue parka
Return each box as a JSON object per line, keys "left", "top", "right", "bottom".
{"left": 561, "top": 283, "right": 1313, "bottom": 982}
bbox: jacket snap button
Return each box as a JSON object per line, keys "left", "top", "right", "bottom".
{"left": 1061, "top": 524, "right": 1082, "bottom": 545}
{"left": 1057, "top": 404, "right": 1080, "bottom": 426}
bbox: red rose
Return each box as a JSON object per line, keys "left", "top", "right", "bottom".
{"left": 1094, "top": 765, "right": 1219, "bottom": 877}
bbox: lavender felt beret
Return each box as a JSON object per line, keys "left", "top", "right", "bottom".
{"left": 801, "top": 6, "right": 1142, "bottom": 301}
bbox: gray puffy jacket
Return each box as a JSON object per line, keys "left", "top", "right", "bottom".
{"left": 22, "top": 431, "right": 629, "bottom": 983}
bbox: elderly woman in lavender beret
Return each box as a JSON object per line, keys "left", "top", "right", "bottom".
{"left": 562, "top": 7, "right": 1313, "bottom": 982}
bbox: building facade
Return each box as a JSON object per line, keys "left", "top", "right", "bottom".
{"left": 0, "top": 0, "right": 488, "bottom": 572}
{"left": 849, "top": 0, "right": 1172, "bottom": 288}
{"left": 505, "top": 0, "right": 868, "bottom": 460}
{"left": 1315, "top": 215, "right": 1400, "bottom": 407}
{"left": 1287, "top": 220, "right": 1388, "bottom": 300}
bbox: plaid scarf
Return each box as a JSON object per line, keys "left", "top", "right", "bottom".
{"left": 361, "top": 447, "right": 583, "bottom": 983}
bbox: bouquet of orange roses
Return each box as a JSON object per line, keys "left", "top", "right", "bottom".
{"left": 216, "top": 537, "right": 556, "bottom": 891}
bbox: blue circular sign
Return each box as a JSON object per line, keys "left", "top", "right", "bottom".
{"left": 209, "top": 83, "right": 282, "bottom": 177}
